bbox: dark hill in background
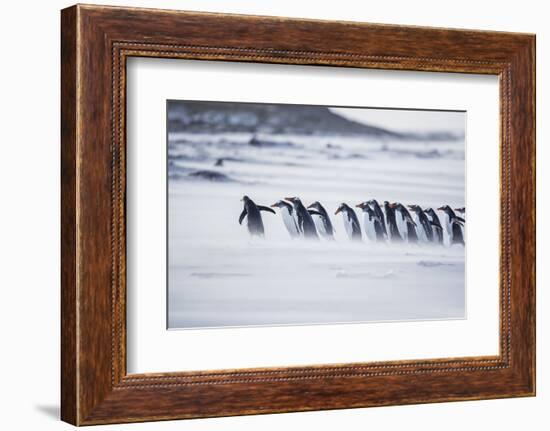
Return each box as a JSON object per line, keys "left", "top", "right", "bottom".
{"left": 168, "top": 100, "right": 403, "bottom": 138}
{"left": 167, "top": 100, "right": 460, "bottom": 141}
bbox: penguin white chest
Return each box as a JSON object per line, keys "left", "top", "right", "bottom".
{"left": 282, "top": 207, "right": 300, "bottom": 237}
{"left": 443, "top": 213, "right": 453, "bottom": 236}
{"left": 312, "top": 214, "right": 327, "bottom": 236}
{"left": 363, "top": 213, "right": 377, "bottom": 241}
{"left": 440, "top": 212, "right": 453, "bottom": 246}
{"left": 395, "top": 212, "right": 408, "bottom": 240}
{"left": 412, "top": 213, "right": 427, "bottom": 242}
{"left": 341, "top": 213, "right": 354, "bottom": 239}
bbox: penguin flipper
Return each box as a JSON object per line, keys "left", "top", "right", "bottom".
{"left": 452, "top": 217, "right": 465, "bottom": 227}
{"left": 455, "top": 216, "right": 466, "bottom": 224}
{"left": 238, "top": 209, "right": 247, "bottom": 225}
{"left": 257, "top": 205, "right": 276, "bottom": 214}
{"left": 307, "top": 209, "right": 323, "bottom": 216}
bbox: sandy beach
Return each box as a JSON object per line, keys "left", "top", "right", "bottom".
{"left": 168, "top": 128, "right": 465, "bottom": 329}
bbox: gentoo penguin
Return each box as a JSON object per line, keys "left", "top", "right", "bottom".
{"left": 367, "top": 199, "right": 388, "bottom": 238}
{"left": 424, "top": 208, "right": 444, "bottom": 244}
{"left": 285, "top": 197, "right": 319, "bottom": 239}
{"left": 391, "top": 203, "right": 418, "bottom": 243}
{"left": 270, "top": 200, "right": 300, "bottom": 238}
{"left": 238, "top": 195, "right": 275, "bottom": 237}
{"left": 383, "top": 200, "right": 403, "bottom": 242}
{"left": 356, "top": 202, "right": 386, "bottom": 242}
{"left": 307, "top": 201, "right": 335, "bottom": 239}
{"left": 437, "top": 205, "right": 465, "bottom": 246}
{"left": 408, "top": 204, "right": 434, "bottom": 243}
{"left": 335, "top": 203, "right": 362, "bottom": 241}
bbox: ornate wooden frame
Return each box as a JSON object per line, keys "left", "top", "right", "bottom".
{"left": 61, "top": 4, "right": 536, "bottom": 425}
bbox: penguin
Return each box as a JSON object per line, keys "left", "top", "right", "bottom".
{"left": 285, "top": 197, "right": 319, "bottom": 239}
{"left": 408, "top": 204, "right": 434, "bottom": 243}
{"left": 383, "top": 200, "right": 403, "bottom": 242}
{"left": 424, "top": 208, "right": 444, "bottom": 244}
{"left": 437, "top": 205, "right": 465, "bottom": 246}
{"left": 391, "top": 203, "right": 418, "bottom": 243}
{"left": 356, "top": 202, "right": 386, "bottom": 242}
{"left": 238, "top": 195, "right": 275, "bottom": 237}
{"left": 270, "top": 200, "right": 301, "bottom": 238}
{"left": 307, "top": 201, "right": 335, "bottom": 239}
{"left": 335, "top": 203, "right": 362, "bottom": 241}
{"left": 367, "top": 199, "right": 388, "bottom": 237}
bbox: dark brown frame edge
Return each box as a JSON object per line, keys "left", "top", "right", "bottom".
{"left": 61, "top": 4, "right": 535, "bottom": 426}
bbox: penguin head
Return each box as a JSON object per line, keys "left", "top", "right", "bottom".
{"left": 391, "top": 203, "right": 408, "bottom": 214}
{"left": 367, "top": 199, "right": 379, "bottom": 207}
{"left": 335, "top": 203, "right": 348, "bottom": 215}
{"left": 241, "top": 195, "right": 251, "bottom": 203}
{"left": 307, "top": 201, "right": 322, "bottom": 211}
{"left": 408, "top": 204, "right": 422, "bottom": 214}
{"left": 437, "top": 205, "right": 453, "bottom": 215}
{"left": 355, "top": 202, "right": 369, "bottom": 211}
{"left": 285, "top": 196, "right": 301, "bottom": 204}
{"left": 357, "top": 203, "right": 375, "bottom": 216}
{"left": 270, "top": 200, "right": 287, "bottom": 209}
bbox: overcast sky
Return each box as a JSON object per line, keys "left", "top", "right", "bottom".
{"left": 330, "top": 107, "right": 465, "bottom": 135}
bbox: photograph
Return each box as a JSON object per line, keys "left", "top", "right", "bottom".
{"left": 167, "top": 100, "right": 466, "bottom": 329}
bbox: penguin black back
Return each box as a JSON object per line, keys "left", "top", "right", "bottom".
{"left": 239, "top": 195, "right": 275, "bottom": 237}
{"left": 367, "top": 199, "right": 388, "bottom": 237}
{"left": 408, "top": 204, "right": 434, "bottom": 242}
{"left": 384, "top": 201, "right": 402, "bottom": 242}
{"left": 424, "top": 208, "right": 444, "bottom": 244}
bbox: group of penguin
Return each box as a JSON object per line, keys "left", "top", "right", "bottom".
{"left": 239, "top": 195, "right": 466, "bottom": 246}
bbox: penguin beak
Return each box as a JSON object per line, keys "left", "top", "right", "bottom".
{"left": 437, "top": 206, "right": 444, "bottom": 210}
{"left": 285, "top": 197, "right": 295, "bottom": 202}
{"left": 355, "top": 203, "right": 364, "bottom": 209}
{"left": 270, "top": 203, "right": 277, "bottom": 208}
{"left": 335, "top": 207, "right": 342, "bottom": 215}
{"left": 407, "top": 205, "right": 415, "bottom": 210}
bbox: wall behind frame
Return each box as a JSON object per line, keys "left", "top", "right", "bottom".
{"left": 0, "top": 0, "right": 544, "bottom": 430}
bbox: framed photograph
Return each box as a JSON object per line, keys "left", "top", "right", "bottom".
{"left": 61, "top": 4, "right": 535, "bottom": 425}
